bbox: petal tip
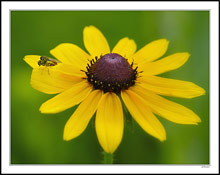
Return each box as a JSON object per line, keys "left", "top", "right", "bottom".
{"left": 165, "top": 38, "right": 169, "bottom": 42}
{"left": 39, "top": 104, "right": 53, "bottom": 114}
{"left": 184, "top": 52, "right": 191, "bottom": 59}
{"left": 39, "top": 106, "right": 45, "bottom": 113}
{"left": 193, "top": 122, "right": 200, "bottom": 125}
{"left": 161, "top": 38, "right": 169, "bottom": 44}
{"left": 86, "top": 25, "right": 94, "bottom": 28}
{"left": 186, "top": 52, "right": 191, "bottom": 56}
{"left": 192, "top": 117, "right": 202, "bottom": 124}
{"left": 160, "top": 137, "right": 167, "bottom": 142}
{"left": 197, "top": 117, "right": 202, "bottom": 123}
{"left": 155, "top": 38, "right": 169, "bottom": 45}
{"left": 63, "top": 136, "right": 71, "bottom": 141}
{"left": 23, "top": 56, "right": 28, "bottom": 63}
{"left": 192, "top": 86, "right": 206, "bottom": 98}
{"left": 84, "top": 25, "right": 96, "bottom": 31}
{"left": 63, "top": 127, "right": 73, "bottom": 141}
{"left": 180, "top": 52, "right": 190, "bottom": 58}
{"left": 63, "top": 133, "right": 70, "bottom": 141}
{"left": 200, "top": 88, "right": 206, "bottom": 96}
{"left": 158, "top": 133, "right": 167, "bottom": 142}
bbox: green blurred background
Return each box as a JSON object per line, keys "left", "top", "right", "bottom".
{"left": 11, "top": 11, "right": 209, "bottom": 164}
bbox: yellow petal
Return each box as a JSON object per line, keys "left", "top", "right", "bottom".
{"left": 138, "top": 76, "right": 206, "bottom": 98}
{"left": 83, "top": 25, "right": 110, "bottom": 58}
{"left": 63, "top": 90, "right": 103, "bottom": 141}
{"left": 24, "top": 55, "right": 41, "bottom": 68}
{"left": 139, "top": 52, "right": 190, "bottom": 75}
{"left": 50, "top": 43, "right": 90, "bottom": 68}
{"left": 55, "top": 63, "right": 85, "bottom": 77}
{"left": 121, "top": 90, "right": 166, "bottom": 142}
{"left": 132, "top": 39, "right": 169, "bottom": 64}
{"left": 130, "top": 85, "right": 202, "bottom": 124}
{"left": 112, "top": 37, "right": 137, "bottom": 58}
{"left": 40, "top": 80, "right": 92, "bottom": 114}
{"left": 95, "top": 93, "right": 124, "bottom": 153}
{"left": 31, "top": 67, "right": 82, "bottom": 94}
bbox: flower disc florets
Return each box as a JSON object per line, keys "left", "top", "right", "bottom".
{"left": 83, "top": 53, "right": 138, "bottom": 93}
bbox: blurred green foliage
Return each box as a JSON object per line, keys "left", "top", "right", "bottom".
{"left": 11, "top": 11, "right": 209, "bottom": 164}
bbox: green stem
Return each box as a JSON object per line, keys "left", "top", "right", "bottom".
{"left": 103, "top": 152, "right": 114, "bottom": 164}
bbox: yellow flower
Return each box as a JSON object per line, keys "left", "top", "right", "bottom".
{"left": 24, "top": 25, "right": 205, "bottom": 154}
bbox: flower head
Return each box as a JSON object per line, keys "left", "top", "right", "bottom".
{"left": 24, "top": 25, "right": 205, "bottom": 153}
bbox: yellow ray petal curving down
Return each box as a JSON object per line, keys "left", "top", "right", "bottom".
{"left": 95, "top": 93, "right": 124, "bottom": 153}
{"left": 63, "top": 90, "right": 103, "bottom": 141}
{"left": 121, "top": 90, "right": 166, "bottom": 142}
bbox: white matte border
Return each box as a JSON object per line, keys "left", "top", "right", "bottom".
{"left": 2, "top": 1, "right": 219, "bottom": 174}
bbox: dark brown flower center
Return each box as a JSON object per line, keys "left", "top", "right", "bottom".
{"left": 83, "top": 53, "right": 139, "bottom": 93}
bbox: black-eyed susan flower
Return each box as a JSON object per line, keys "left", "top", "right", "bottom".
{"left": 24, "top": 25, "right": 205, "bottom": 154}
